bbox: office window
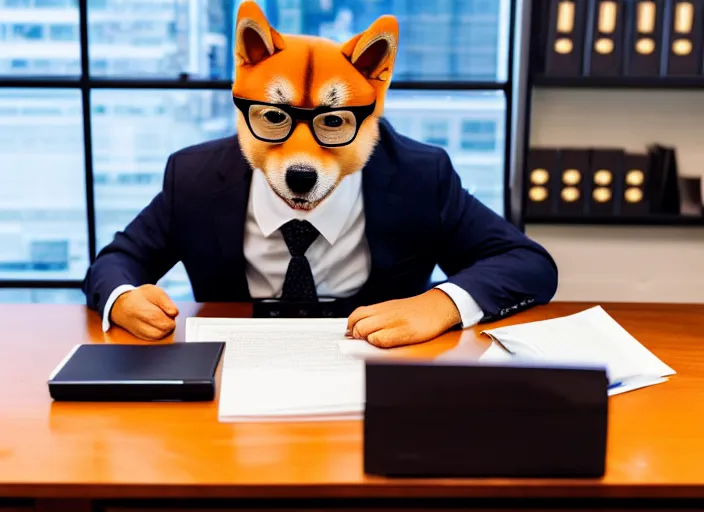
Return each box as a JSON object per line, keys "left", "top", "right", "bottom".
{"left": 11, "top": 59, "right": 29, "bottom": 71}
{"left": 3, "top": 0, "right": 31, "bottom": 7}
{"left": 0, "top": 1, "right": 80, "bottom": 76}
{"left": 0, "top": 0, "right": 516, "bottom": 303}
{"left": 12, "top": 24, "right": 43, "bottom": 40}
{"left": 0, "top": 89, "right": 89, "bottom": 281}
{"left": 36, "top": 0, "right": 77, "bottom": 7}
{"left": 0, "top": 288, "right": 85, "bottom": 304}
{"left": 421, "top": 119, "right": 450, "bottom": 148}
{"left": 84, "top": 0, "right": 507, "bottom": 81}
{"left": 50, "top": 24, "right": 77, "bottom": 41}
{"left": 461, "top": 120, "right": 498, "bottom": 151}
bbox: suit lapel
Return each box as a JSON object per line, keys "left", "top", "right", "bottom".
{"left": 210, "top": 144, "right": 253, "bottom": 300}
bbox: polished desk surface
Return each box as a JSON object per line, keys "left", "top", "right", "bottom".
{"left": 0, "top": 301, "right": 703, "bottom": 500}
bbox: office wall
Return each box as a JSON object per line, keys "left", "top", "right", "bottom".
{"left": 527, "top": 89, "right": 704, "bottom": 303}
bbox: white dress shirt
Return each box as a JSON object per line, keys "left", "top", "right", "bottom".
{"left": 102, "top": 169, "right": 484, "bottom": 331}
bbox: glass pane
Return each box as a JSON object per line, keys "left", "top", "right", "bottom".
{"left": 385, "top": 90, "right": 505, "bottom": 215}
{"left": 88, "top": 0, "right": 509, "bottom": 81}
{"left": 0, "top": 287, "right": 85, "bottom": 303}
{"left": 0, "top": 0, "right": 81, "bottom": 77}
{"left": 0, "top": 88, "right": 89, "bottom": 280}
{"left": 92, "top": 89, "right": 236, "bottom": 301}
{"left": 385, "top": 90, "right": 506, "bottom": 283}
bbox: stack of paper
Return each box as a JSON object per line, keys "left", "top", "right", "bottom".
{"left": 479, "top": 306, "right": 676, "bottom": 395}
{"left": 185, "top": 317, "right": 386, "bottom": 422}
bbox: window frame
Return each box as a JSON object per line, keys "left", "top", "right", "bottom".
{"left": 0, "top": 0, "right": 527, "bottom": 290}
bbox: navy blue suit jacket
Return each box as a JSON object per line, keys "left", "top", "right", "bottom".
{"left": 83, "top": 120, "right": 558, "bottom": 323}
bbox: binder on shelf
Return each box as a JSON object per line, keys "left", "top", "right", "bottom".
{"left": 584, "top": 0, "right": 627, "bottom": 76}
{"left": 678, "top": 177, "right": 703, "bottom": 216}
{"left": 624, "top": 0, "right": 665, "bottom": 76}
{"left": 647, "top": 144, "right": 681, "bottom": 214}
{"left": 556, "top": 149, "right": 590, "bottom": 215}
{"left": 663, "top": 0, "right": 703, "bottom": 75}
{"left": 587, "top": 149, "right": 624, "bottom": 215}
{"left": 525, "top": 148, "right": 561, "bottom": 218}
{"left": 545, "top": 0, "right": 589, "bottom": 76}
{"left": 620, "top": 153, "right": 651, "bottom": 216}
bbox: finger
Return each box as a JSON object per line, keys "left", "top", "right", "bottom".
{"left": 134, "top": 301, "right": 175, "bottom": 332}
{"left": 367, "top": 328, "right": 406, "bottom": 349}
{"left": 133, "top": 299, "right": 166, "bottom": 322}
{"left": 154, "top": 315, "right": 176, "bottom": 334}
{"left": 347, "top": 305, "right": 375, "bottom": 333}
{"left": 351, "top": 315, "right": 387, "bottom": 340}
{"left": 132, "top": 319, "right": 171, "bottom": 341}
{"left": 142, "top": 286, "right": 179, "bottom": 317}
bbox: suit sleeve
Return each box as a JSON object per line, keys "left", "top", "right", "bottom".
{"left": 82, "top": 154, "right": 179, "bottom": 317}
{"left": 435, "top": 150, "right": 558, "bottom": 323}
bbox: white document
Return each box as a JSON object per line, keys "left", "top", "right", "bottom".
{"left": 481, "top": 306, "right": 675, "bottom": 396}
{"left": 185, "top": 317, "right": 389, "bottom": 422}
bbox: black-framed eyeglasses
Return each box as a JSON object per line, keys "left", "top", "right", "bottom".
{"left": 233, "top": 96, "right": 376, "bottom": 148}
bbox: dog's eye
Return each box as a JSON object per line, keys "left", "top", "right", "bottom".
{"left": 263, "top": 111, "right": 287, "bottom": 124}
{"left": 322, "top": 115, "right": 343, "bottom": 128}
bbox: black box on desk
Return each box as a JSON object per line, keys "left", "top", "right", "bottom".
{"left": 363, "top": 361, "right": 608, "bottom": 478}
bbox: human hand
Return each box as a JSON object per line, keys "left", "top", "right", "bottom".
{"left": 346, "top": 289, "right": 461, "bottom": 348}
{"left": 110, "top": 284, "right": 179, "bottom": 340}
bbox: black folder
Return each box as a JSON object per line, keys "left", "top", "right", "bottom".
{"left": 624, "top": 0, "right": 665, "bottom": 76}
{"left": 648, "top": 144, "right": 681, "bottom": 214}
{"left": 621, "top": 153, "right": 651, "bottom": 215}
{"left": 678, "top": 176, "right": 703, "bottom": 216}
{"left": 587, "top": 148, "right": 624, "bottom": 216}
{"left": 557, "top": 148, "right": 590, "bottom": 215}
{"left": 545, "top": 0, "right": 589, "bottom": 76}
{"left": 48, "top": 342, "right": 225, "bottom": 402}
{"left": 525, "top": 148, "right": 560, "bottom": 218}
{"left": 584, "top": 0, "right": 627, "bottom": 76}
{"left": 663, "top": 0, "right": 703, "bottom": 75}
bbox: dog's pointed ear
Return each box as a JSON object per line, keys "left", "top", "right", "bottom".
{"left": 341, "top": 15, "right": 398, "bottom": 82}
{"left": 235, "top": 1, "right": 285, "bottom": 66}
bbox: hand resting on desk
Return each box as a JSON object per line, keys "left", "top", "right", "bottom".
{"left": 111, "top": 284, "right": 179, "bottom": 340}
{"left": 346, "top": 289, "right": 461, "bottom": 348}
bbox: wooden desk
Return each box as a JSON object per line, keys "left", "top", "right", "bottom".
{"left": 1, "top": 302, "right": 703, "bottom": 511}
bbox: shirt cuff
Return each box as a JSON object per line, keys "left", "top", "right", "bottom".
{"left": 102, "top": 284, "right": 137, "bottom": 332}
{"left": 435, "top": 282, "right": 484, "bottom": 329}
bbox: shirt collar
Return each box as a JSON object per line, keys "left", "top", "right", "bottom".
{"left": 250, "top": 169, "right": 362, "bottom": 245}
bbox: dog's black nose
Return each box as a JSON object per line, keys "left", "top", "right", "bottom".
{"left": 285, "top": 166, "right": 317, "bottom": 194}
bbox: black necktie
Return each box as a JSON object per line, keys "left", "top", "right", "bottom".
{"left": 280, "top": 219, "right": 320, "bottom": 302}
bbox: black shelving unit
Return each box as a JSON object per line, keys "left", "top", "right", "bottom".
{"left": 521, "top": 0, "right": 704, "bottom": 228}
{"left": 532, "top": 75, "right": 704, "bottom": 90}
{"left": 527, "top": 215, "right": 704, "bottom": 227}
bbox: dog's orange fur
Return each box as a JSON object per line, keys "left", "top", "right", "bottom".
{"left": 232, "top": 1, "right": 398, "bottom": 209}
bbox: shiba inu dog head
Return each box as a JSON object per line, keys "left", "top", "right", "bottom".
{"left": 232, "top": 1, "right": 398, "bottom": 210}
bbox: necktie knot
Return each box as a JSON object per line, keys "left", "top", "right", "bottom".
{"left": 280, "top": 219, "right": 320, "bottom": 257}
